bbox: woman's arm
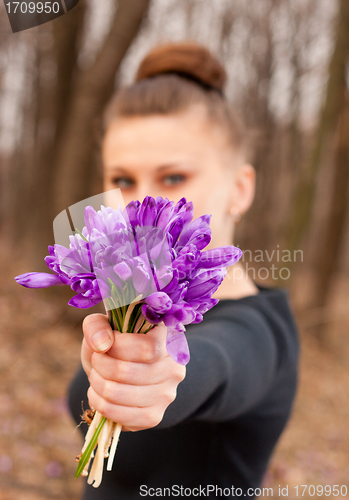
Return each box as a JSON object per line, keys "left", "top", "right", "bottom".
{"left": 157, "top": 307, "right": 279, "bottom": 427}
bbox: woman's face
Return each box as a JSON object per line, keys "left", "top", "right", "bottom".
{"left": 102, "top": 104, "right": 254, "bottom": 248}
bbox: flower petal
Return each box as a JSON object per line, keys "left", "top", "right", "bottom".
{"left": 188, "top": 297, "right": 219, "bottom": 314}
{"left": 166, "top": 327, "right": 190, "bottom": 365}
{"left": 155, "top": 201, "right": 174, "bottom": 229}
{"left": 176, "top": 214, "right": 211, "bottom": 249}
{"left": 191, "top": 232, "right": 212, "bottom": 251}
{"left": 84, "top": 206, "right": 100, "bottom": 235}
{"left": 185, "top": 269, "right": 226, "bottom": 301}
{"left": 163, "top": 304, "right": 196, "bottom": 326}
{"left": 198, "top": 246, "right": 242, "bottom": 269}
{"left": 139, "top": 196, "right": 157, "bottom": 227}
{"left": 144, "top": 292, "right": 172, "bottom": 313}
{"left": 173, "top": 197, "right": 187, "bottom": 214}
{"left": 141, "top": 304, "right": 161, "bottom": 324}
{"left": 167, "top": 282, "right": 188, "bottom": 303}
{"left": 68, "top": 293, "right": 102, "bottom": 308}
{"left": 15, "top": 272, "right": 66, "bottom": 288}
{"left": 113, "top": 261, "right": 132, "bottom": 282}
{"left": 132, "top": 261, "right": 152, "bottom": 295}
{"left": 124, "top": 200, "right": 140, "bottom": 227}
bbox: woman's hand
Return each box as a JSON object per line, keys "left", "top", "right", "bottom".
{"left": 81, "top": 313, "right": 186, "bottom": 432}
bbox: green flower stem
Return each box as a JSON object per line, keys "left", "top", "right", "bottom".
{"left": 74, "top": 228, "right": 88, "bottom": 242}
{"left": 75, "top": 416, "right": 106, "bottom": 478}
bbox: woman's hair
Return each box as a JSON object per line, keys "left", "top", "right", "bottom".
{"left": 103, "top": 41, "right": 246, "bottom": 157}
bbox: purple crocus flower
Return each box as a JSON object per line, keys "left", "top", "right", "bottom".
{"left": 15, "top": 196, "right": 243, "bottom": 365}
{"left": 15, "top": 272, "right": 67, "bottom": 288}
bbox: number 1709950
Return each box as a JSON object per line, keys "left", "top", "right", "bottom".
{"left": 5, "top": 2, "right": 60, "bottom": 14}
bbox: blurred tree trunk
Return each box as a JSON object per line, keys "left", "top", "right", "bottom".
{"left": 312, "top": 92, "right": 349, "bottom": 343}
{"left": 12, "top": 0, "right": 150, "bottom": 268}
{"left": 286, "top": 0, "right": 349, "bottom": 340}
{"left": 8, "top": 4, "right": 86, "bottom": 261}
{"left": 53, "top": 0, "right": 151, "bottom": 216}
{"left": 286, "top": 0, "right": 349, "bottom": 261}
{"left": 15, "top": 4, "right": 86, "bottom": 258}
{"left": 237, "top": 2, "right": 276, "bottom": 255}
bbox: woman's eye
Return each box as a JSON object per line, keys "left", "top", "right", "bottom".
{"left": 162, "top": 174, "right": 186, "bottom": 186}
{"left": 110, "top": 177, "right": 135, "bottom": 189}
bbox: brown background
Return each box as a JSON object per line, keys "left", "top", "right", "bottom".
{"left": 0, "top": 0, "right": 348, "bottom": 498}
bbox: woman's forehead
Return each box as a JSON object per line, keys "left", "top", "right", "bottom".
{"left": 102, "top": 106, "right": 229, "bottom": 166}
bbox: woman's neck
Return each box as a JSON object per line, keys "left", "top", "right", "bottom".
{"left": 212, "top": 262, "right": 259, "bottom": 300}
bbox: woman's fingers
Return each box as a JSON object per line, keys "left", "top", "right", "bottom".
{"left": 107, "top": 323, "right": 168, "bottom": 363}
{"left": 90, "top": 352, "right": 170, "bottom": 385}
{"left": 82, "top": 315, "right": 168, "bottom": 363}
{"left": 89, "top": 368, "right": 176, "bottom": 408}
{"left": 87, "top": 385, "right": 176, "bottom": 431}
{"left": 81, "top": 338, "right": 93, "bottom": 378}
{"left": 81, "top": 313, "right": 114, "bottom": 376}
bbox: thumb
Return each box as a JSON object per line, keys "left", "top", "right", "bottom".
{"left": 82, "top": 313, "right": 114, "bottom": 353}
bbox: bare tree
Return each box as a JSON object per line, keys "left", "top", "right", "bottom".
{"left": 6, "top": 0, "right": 150, "bottom": 266}
{"left": 311, "top": 90, "right": 349, "bottom": 343}
{"left": 286, "top": 0, "right": 348, "bottom": 265}
{"left": 53, "top": 0, "right": 151, "bottom": 215}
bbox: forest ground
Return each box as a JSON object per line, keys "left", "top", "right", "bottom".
{"left": 0, "top": 247, "right": 348, "bottom": 500}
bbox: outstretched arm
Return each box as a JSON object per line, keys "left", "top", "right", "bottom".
{"left": 80, "top": 304, "right": 278, "bottom": 431}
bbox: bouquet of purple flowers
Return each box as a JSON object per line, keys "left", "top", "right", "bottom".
{"left": 15, "top": 196, "right": 242, "bottom": 487}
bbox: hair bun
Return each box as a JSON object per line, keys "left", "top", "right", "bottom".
{"left": 135, "top": 41, "right": 227, "bottom": 94}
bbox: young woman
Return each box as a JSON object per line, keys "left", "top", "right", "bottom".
{"left": 68, "top": 41, "right": 299, "bottom": 499}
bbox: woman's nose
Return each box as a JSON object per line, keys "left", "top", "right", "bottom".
{"left": 135, "top": 183, "right": 161, "bottom": 203}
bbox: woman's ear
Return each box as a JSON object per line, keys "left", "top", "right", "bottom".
{"left": 229, "top": 164, "right": 256, "bottom": 216}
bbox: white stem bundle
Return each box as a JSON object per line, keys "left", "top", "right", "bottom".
{"left": 82, "top": 414, "right": 123, "bottom": 487}
{"left": 107, "top": 422, "right": 122, "bottom": 471}
{"left": 87, "top": 415, "right": 110, "bottom": 487}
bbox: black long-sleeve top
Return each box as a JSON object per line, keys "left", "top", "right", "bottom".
{"left": 68, "top": 283, "right": 299, "bottom": 499}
